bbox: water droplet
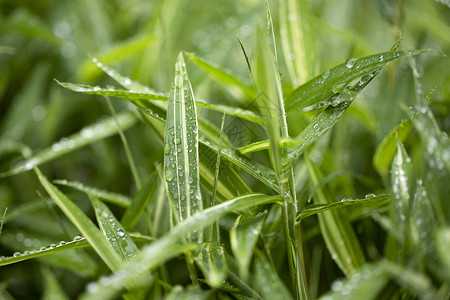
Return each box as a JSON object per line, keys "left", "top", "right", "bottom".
{"left": 117, "top": 230, "right": 125, "bottom": 237}
{"left": 379, "top": 55, "right": 384, "bottom": 62}
{"left": 345, "top": 58, "right": 357, "bottom": 69}
{"left": 165, "top": 167, "right": 174, "bottom": 182}
{"left": 93, "top": 86, "right": 101, "bottom": 92}
{"left": 124, "top": 78, "right": 131, "bottom": 85}
{"left": 13, "top": 252, "right": 21, "bottom": 257}
{"left": 164, "top": 144, "right": 170, "bottom": 155}
{"left": 331, "top": 280, "right": 343, "bottom": 291}
{"left": 331, "top": 96, "right": 340, "bottom": 106}
{"left": 73, "top": 235, "right": 83, "bottom": 241}
{"left": 340, "top": 197, "right": 352, "bottom": 202}
{"left": 312, "top": 123, "right": 319, "bottom": 130}
{"left": 365, "top": 193, "right": 376, "bottom": 198}
{"left": 322, "top": 70, "right": 330, "bottom": 79}
{"left": 332, "top": 82, "right": 346, "bottom": 93}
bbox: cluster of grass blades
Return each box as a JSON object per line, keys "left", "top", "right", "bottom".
{"left": 1, "top": 0, "right": 449, "bottom": 299}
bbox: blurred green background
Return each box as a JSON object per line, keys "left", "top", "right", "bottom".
{"left": 0, "top": 0, "right": 449, "bottom": 299}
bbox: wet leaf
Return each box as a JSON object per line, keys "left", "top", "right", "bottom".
{"left": 195, "top": 243, "right": 227, "bottom": 287}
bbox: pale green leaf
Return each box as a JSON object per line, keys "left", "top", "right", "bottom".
{"left": 236, "top": 138, "right": 300, "bottom": 155}
{"left": 195, "top": 243, "right": 227, "bottom": 287}
{"left": 165, "top": 285, "right": 210, "bottom": 300}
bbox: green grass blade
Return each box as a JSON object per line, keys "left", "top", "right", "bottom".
{"left": 253, "top": 250, "right": 293, "bottom": 300}
{"left": 0, "top": 207, "right": 6, "bottom": 237}
{"left": 121, "top": 171, "right": 158, "bottom": 231}
{"left": 164, "top": 52, "right": 202, "bottom": 226}
{"left": 34, "top": 168, "right": 123, "bottom": 271}
{"left": 236, "top": 138, "right": 300, "bottom": 155}
{"left": 285, "top": 49, "right": 433, "bottom": 111}
{"left": 284, "top": 68, "right": 381, "bottom": 168}
{"left": 1, "top": 111, "right": 138, "bottom": 178}
{"left": 196, "top": 99, "right": 263, "bottom": 125}
{"left": 230, "top": 213, "right": 266, "bottom": 280}
{"left": 195, "top": 243, "right": 227, "bottom": 287}
{"left": 41, "top": 267, "right": 70, "bottom": 300}
{"left": 296, "top": 195, "right": 390, "bottom": 222}
{"left": 80, "top": 194, "right": 282, "bottom": 300}
{"left": 90, "top": 196, "right": 139, "bottom": 261}
{"left": 305, "top": 155, "right": 365, "bottom": 276}
{"left": 318, "top": 262, "right": 389, "bottom": 300}
{"left": 186, "top": 52, "right": 255, "bottom": 99}
{"left": 56, "top": 81, "right": 167, "bottom": 101}
{"left": 279, "top": 0, "right": 315, "bottom": 85}
{"left": 165, "top": 286, "right": 210, "bottom": 300}
{"left": 373, "top": 119, "right": 412, "bottom": 178}
{"left": 54, "top": 179, "right": 132, "bottom": 207}
{"left": 435, "top": 227, "right": 450, "bottom": 284}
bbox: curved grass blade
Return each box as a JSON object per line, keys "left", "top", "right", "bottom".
{"left": 56, "top": 81, "right": 167, "bottom": 101}
{"left": 285, "top": 49, "right": 432, "bottom": 111}
{"left": 90, "top": 196, "right": 139, "bottom": 261}
{"left": 165, "top": 286, "right": 210, "bottom": 300}
{"left": 305, "top": 155, "right": 365, "bottom": 276}
{"left": 35, "top": 168, "right": 123, "bottom": 271}
{"left": 121, "top": 171, "right": 158, "bottom": 231}
{"left": 230, "top": 213, "right": 266, "bottom": 280}
{"left": 41, "top": 267, "right": 70, "bottom": 300}
{"left": 373, "top": 119, "right": 412, "bottom": 178}
{"left": 236, "top": 138, "right": 300, "bottom": 155}
{"left": 1, "top": 111, "right": 138, "bottom": 178}
{"left": 296, "top": 195, "right": 390, "bottom": 222}
{"left": 195, "top": 243, "right": 227, "bottom": 287}
{"left": 186, "top": 52, "right": 255, "bottom": 99}
{"left": 284, "top": 69, "right": 381, "bottom": 168}
{"left": 252, "top": 250, "right": 293, "bottom": 300}
{"left": 196, "top": 99, "right": 262, "bottom": 125}
{"left": 54, "top": 179, "right": 131, "bottom": 207}
{"left": 80, "top": 194, "right": 282, "bottom": 300}
{"left": 164, "top": 52, "right": 202, "bottom": 228}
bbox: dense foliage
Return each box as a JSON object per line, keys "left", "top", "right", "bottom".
{"left": 0, "top": 0, "right": 449, "bottom": 299}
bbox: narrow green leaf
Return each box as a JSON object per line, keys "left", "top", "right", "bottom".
{"left": 90, "top": 196, "right": 139, "bottom": 261}
{"left": 373, "top": 119, "right": 412, "bottom": 178}
{"left": 41, "top": 267, "right": 70, "bottom": 300}
{"left": 0, "top": 207, "right": 6, "bottom": 237}
{"left": 296, "top": 195, "right": 390, "bottom": 222}
{"left": 285, "top": 49, "right": 433, "bottom": 111}
{"left": 306, "top": 155, "right": 365, "bottom": 275}
{"left": 34, "top": 168, "right": 123, "bottom": 271}
{"left": 284, "top": 68, "right": 381, "bottom": 167}
{"left": 80, "top": 194, "right": 282, "bottom": 300}
{"left": 121, "top": 171, "right": 158, "bottom": 230}
{"left": 435, "top": 227, "right": 450, "bottom": 284}
{"left": 165, "top": 285, "right": 210, "bottom": 300}
{"left": 54, "top": 179, "right": 132, "bottom": 207}
{"left": 56, "top": 81, "right": 167, "bottom": 101}
{"left": 236, "top": 138, "right": 300, "bottom": 155}
{"left": 318, "top": 262, "right": 389, "bottom": 300}
{"left": 1, "top": 111, "right": 138, "bottom": 178}
{"left": 196, "top": 99, "right": 263, "bottom": 125}
{"left": 186, "top": 52, "right": 255, "bottom": 99}
{"left": 252, "top": 250, "right": 293, "bottom": 300}
{"left": 164, "top": 53, "right": 202, "bottom": 225}
{"left": 230, "top": 213, "right": 266, "bottom": 280}
{"left": 195, "top": 243, "right": 227, "bottom": 287}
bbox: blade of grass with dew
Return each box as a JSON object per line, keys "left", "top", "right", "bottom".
{"left": 186, "top": 52, "right": 255, "bottom": 99}
{"left": 0, "top": 207, "right": 6, "bottom": 237}
{"left": 373, "top": 119, "right": 412, "bottom": 178}
{"left": 77, "top": 34, "right": 156, "bottom": 81}
{"left": 34, "top": 167, "right": 123, "bottom": 271}
{"left": 296, "top": 195, "right": 390, "bottom": 222}
{"left": 284, "top": 68, "right": 381, "bottom": 168}
{"left": 305, "top": 155, "right": 365, "bottom": 276}
{"left": 230, "top": 212, "right": 266, "bottom": 280}
{"left": 54, "top": 179, "right": 131, "bottom": 207}
{"left": 1, "top": 111, "right": 138, "bottom": 178}
{"left": 164, "top": 52, "right": 202, "bottom": 228}
{"left": 236, "top": 138, "right": 300, "bottom": 155}
{"left": 318, "top": 262, "right": 389, "bottom": 300}
{"left": 56, "top": 81, "right": 167, "bottom": 101}
{"left": 285, "top": 49, "right": 434, "bottom": 111}
{"left": 279, "top": 0, "right": 315, "bottom": 86}
{"left": 196, "top": 99, "right": 262, "bottom": 125}
{"left": 121, "top": 171, "right": 158, "bottom": 231}
{"left": 80, "top": 194, "right": 282, "bottom": 300}
{"left": 195, "top": 243, "right": 227, "bottom": 288}
{"left": 252, "top": 250, "right": 293, "bottom": 300}
{"left": 90, "top": 196, "right": 139, "bottom": 261}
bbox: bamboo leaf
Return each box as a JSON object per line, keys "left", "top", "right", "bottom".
{"left": 195, "top": 243, "right": 227, "bottom": 287}
{"left": 90, "top": 196, "right": 139, "bottom": 261}
{"left": 373, "top": 119, "right": 412, "bottom": 178}
{"left": 34, "top": 168, "right": 123, "bottom": 271}
{"left": 305, "top": 155, "right": 365, "bottom": 275}
{"left": 80, "top": 194, "right": 282, "bottom": 300}
{"left": 0, "top": 111, "right": 138, "bottom": 178}
{"left": 164, "top": 52, "right": 202, "bottom": 228}
{"left": 285, "top": 49, "right": 433, "bottom": 111}
{"left": 230, "top": 213, "right": 266, "bottom": 280}
{"left": 54, "top": 179, "right": 132, "bottom": 207}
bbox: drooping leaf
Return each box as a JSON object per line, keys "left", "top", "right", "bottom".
{"left": 54, "top": 179, "right": 131, "bottom": 207}
{"left": 164, "top": 52, "right": 202, "bottom": 229}
{"left": 80, "top": 194, "right": 282, "bottom": 300}
{"left": 1, "top": 111, "right": 138, "bottom": 178}
{"left": 195, "top": 243, "right": 228, "bottom": 287}
{"left": 230, "top": 212, "right": 266, "bottom": 279}
{"left": 236, "top": 138, "right": 300, "bottom": 155}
